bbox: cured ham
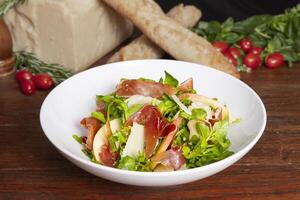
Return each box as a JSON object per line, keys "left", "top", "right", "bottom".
{"left": 151, "top": 147, "right": 185, "bottom": 170}
{"left": 96, "top": 99, "right": 107, "bottom": 117}
{"left": 126, "top": 105, "right": 177, "bottom": 157}
{"left": 209, "top": 107, "right": 223, "bottom": 126}
{"left": 178, "top": 78, "right": 193, "bottom": 93}
{"left": 80, "top": 117, "right": 101, "bottom": 150}
{"left": 99, "top": 144, "right": 119, "bottom": 167}
{"left": 116, "top": 79, "right": 176, "bottom": 98}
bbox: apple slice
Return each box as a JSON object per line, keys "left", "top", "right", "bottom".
{"left": 180, "top": 93, "right": 229, "bottom": 120}
{"left": 92, "top": 126, "right": 107, "bottom": 163}
{"left": 110, "top": 118, "right": 121, "bottom": 134}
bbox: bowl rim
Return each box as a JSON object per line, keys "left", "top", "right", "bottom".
{"left": 40, "top": 59, "right": 267, "bottom": 176}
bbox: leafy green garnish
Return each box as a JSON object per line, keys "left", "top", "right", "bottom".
{"left": 183, "top": 120, "right": 233, "bottom": 168}
{"left": 99, "top": 95, "right": 129, "bottom": 123}
{"left": 108, "top": 127, "right": 130, "bottom": 153}
{"left": 163, "top": 71, "right": 179, "bottom": 88}
{"left": 91, "top": 112, "right": 106, "bottom": 123}
{"left": 128, "top": 104, "right": 143, "bottom": 117}
{"left": 191, "top": 108, "right": 207, "bottom": 120}
{"left": 117, "top": 153, "right": 151, "bottom": 172}
{"left": 157, "top": 94, "right": 179, "bottom": 121}
{"left": 72, "top": 134, "right": 82, "bottom": 144}
{"left": 173, "top": 127, "right": 189, "bottom": 146}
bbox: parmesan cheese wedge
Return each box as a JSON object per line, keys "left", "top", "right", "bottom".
{"left": 122, "top": 123, "right": 144, "bottom": 158}
{"left": 125, "top": 95, "right": 154, "bottom": 108}
{"left": 171, "top": 95, "right": 192, "bottom": 115}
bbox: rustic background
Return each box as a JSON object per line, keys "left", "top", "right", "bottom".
{"left": 156, "top": 0, "right": 299, "bottom": 21}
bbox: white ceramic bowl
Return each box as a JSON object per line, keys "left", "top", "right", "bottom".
{"left": 40, "top": 60, "right": 267, "bottom": 186}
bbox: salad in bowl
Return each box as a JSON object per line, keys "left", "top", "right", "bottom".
{"left": 73, "top": 71, "right": 238, "bottom": 172}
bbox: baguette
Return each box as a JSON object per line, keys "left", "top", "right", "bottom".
{"left": 107, "top": 4, "right": 202, "bottom": 63}
{"left": 103, "top": 0, "right": 240, "bottom": 78}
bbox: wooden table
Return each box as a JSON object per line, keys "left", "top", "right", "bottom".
{"left": 1, "top": 64, "right": 300, "bottom": 199}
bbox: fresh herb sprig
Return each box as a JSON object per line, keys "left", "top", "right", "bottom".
{"left": 14, "top": 51, "right": 73, "bottom": 85}
{"left": 193, "top": 3, "right": 300, "bottom": 68}
{"left": 0, "top": 0, "right": 25, "bottom": 18}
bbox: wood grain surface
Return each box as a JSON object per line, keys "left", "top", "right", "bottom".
{"left": 1, "top": 63, "right": 300, "bottom": 200}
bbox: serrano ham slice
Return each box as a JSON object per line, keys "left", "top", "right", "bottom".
{"left": 126, "top": 105, "right": 176, "bottom": 157}
{"left": 151, "top": 147, "right": 185, "bottom": 170}
{"left": 116, "top": 79, "right": 176, "bottom": 98}
{"left": 99, "top": 144, "right": 119, "bottom": 167}
{"left": 80, "top": 117, "right": 101, "bottom": 150}
{"left": 178, "top": 78, "right": 193, "bottom": 93}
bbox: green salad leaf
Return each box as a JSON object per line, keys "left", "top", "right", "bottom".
{"left": 97, "top": 95, "right": 129, "bottom": 123}
{"left": 108, "top": 127, "right": 130, "bottom": 153}
{"left": 191, "top": 108, "right": 207, "bottom": 120}
{"left": 157, "top": 94, "right": 179, "bottom": 121}
{"left": 162, "top": 71, "right": 179, "bottom": 88}
{"left": 72, "top": 134, "right": 82, "bottom": 144}
{"left": 128, "top": 104, "right": 143, "bottom": 117}
{"left": 173, "top": 127, "right": 189, "bottom": 146}
{"left": 91, "top": 112, "right": 106, "bottom": 123}
{"left": 117, "top": 153, "right": 152, "bottom": 172}
{"left": 183, "top": 120, "right": 233, "bottom": 168}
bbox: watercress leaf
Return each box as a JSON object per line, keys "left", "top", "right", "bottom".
{"left": 173, "top": 127, "right": 189, "bottom": 146}
{"left": 91, "top": 111, "right": 106, "bottom": 123}
{"left": 72, "top": 134, "right": 82, "bottom": 144}
{"left": 195, "top": 122, "right": 210, "bottom": 140}
{"left": 191, "top": 108, "right": 207, "bottom": 120}
{"left": 107, "top": 96, "right": 129, "bottom": 123}
{"left": 128, "top": 104, "right": 143, "bottom": 117}
{"left": 163, "top": 71, "right": 179, "bottom": 87}
{"left": 118, "top": 156, "right": 136, "bottom": 171}
{"left": 117, "top": 153, "right": 151, "bottom": 172}
{"left": 96, "top": 95, "right": 113, "bottom": 103}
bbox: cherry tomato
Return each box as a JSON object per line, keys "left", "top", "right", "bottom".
{"left": 239, "top": 38, "right": 253, "bottom": 52}
{"left": 33, "top": 73, "right": 54, "bottom": 90}
{"left": 243, "top": 52, "right": 261, "bottom": 69}
{"left": 250, "top": 46, "right": 263, "bottom": 56}
{"left": 212, "top": 41, "right": 229, "bottom": 53}
{"left": 16, "top": 70, "right": 33, "bottom": 82}
{"left": 227, "top": 47, "right": 241, "bottom": 59}
{"left": 224, "top": 52, "right": 237, "bottom": 67}
{"left": 265, "top": 52, "right": 285, "bottom": 69}
{"left": 20, "top": 80, "right": 36, "bottom": 96}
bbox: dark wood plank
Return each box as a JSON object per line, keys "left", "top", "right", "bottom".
{"left": 1, "top": 64, "right": 300, "bottom": 200}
